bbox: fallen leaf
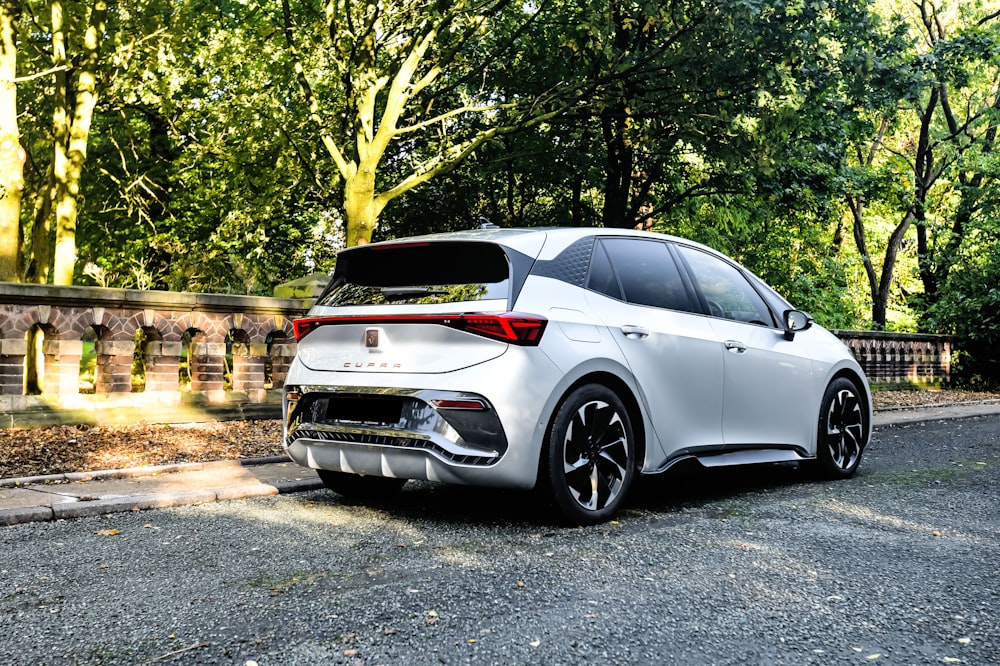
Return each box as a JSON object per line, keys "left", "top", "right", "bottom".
{"left": 94, "top": 529, "right": 120, "bottom": 536}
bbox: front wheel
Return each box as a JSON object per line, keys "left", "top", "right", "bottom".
{"left": 814, "top": 378, "right": 868, "bottom": 479}
{"left": 316, "top": 469, "right": 406, "bottom": 499}
{"left": 542, "top": 384, "right": 636, "bottom": 525}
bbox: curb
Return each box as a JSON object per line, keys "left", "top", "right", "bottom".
{"left": 0, "top": 478, "right": 325, "bottom": 527}
{"left": 3, "top": 404, "right": 1000, "bottom": 528}
{"left": 0, "top": 456, "right": 291, "bottom": 489}
{"left": 0, "top": 456, "right": 325, "bottom": 527}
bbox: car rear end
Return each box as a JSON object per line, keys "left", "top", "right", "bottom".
{"left": 282, "top": 230, "right": 563, "bottom": 489}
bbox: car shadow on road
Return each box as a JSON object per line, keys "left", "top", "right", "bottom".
{"left": 305, "top": 460, "right": 818, "bottom": 528}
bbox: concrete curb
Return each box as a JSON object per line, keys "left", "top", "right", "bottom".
{"left": 0, "top": 455, "right": 291, "bottom": 489}
{"left": 2, "top": 403, "right": 999, "bottom": 528}
{"left": 0, "top": 476, "right": 325, "bottom": 527}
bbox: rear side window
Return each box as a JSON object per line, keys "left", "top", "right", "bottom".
{"left": 317, "top": 242, "right": 511, "bottom": 307}
{"left": 598, "top": 238, "right": 694, "bottom": 312}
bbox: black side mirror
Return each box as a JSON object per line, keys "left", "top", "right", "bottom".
{"left": 782, "top": 309, "right": 813, "bottom": 341}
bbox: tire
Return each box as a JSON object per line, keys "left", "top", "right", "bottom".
{"left": 814, "top": 378, "right": 868, "bottom": 479}
{"left": 316, "top": 469, "right": 406, "bottom": 499}
{"left": 542, "top": 384, "right": 636, "bottom": 525}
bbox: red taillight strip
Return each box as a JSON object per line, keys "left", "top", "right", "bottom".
{"left": 292, "top": 313, "right": 547, "bottom": 346}
{"left": 429, "top": 399, "right": 487, "bottom": 410}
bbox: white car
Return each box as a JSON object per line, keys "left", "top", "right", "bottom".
{"left": 283, "top": 227, "right": 871, "bottom": 524}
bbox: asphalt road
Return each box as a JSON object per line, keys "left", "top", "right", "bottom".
{"left": 1, "top": 415, "right": 997, "bottom": 666}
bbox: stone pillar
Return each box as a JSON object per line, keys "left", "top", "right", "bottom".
{"left": 190, "top": 339, "right": 226, "bottom": 394}
{"left": 269, "top": 342, "right": 297, "bottom": 389}
{"left": 0, "top": 338, "right": 26, "bottom": 395}
{"left": 232, "top": 342, "right": 267, "bottom": 397}
{"left": 145, "top": 341, "right": 182, "bottom": 392}
{"left": 42, "top": 338, "right": 84, "bottom": 396}
{"left": 95, "top": 339, "right": 136, "bottom": 394}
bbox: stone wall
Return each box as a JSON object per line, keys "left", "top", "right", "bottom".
{"left": 0, "top": 283, "right": 956, "bottom": 426}
{"left": 0, "top": 283, "right": 311, "bottom": 426}
{"left": 835, "top": 330, "right": 952, "bottom": 388}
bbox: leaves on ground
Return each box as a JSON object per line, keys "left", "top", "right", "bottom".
{"left": 0, "top": 420, "right": 284, "bottom": 479}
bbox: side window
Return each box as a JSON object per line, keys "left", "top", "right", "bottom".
{"left": 676, "top": 246, "right": 775, "bottom": 327}
{"left": 586, "top": 242, "right": 623, "bottom": 300}
{"left": 598, "top": 239, "right": 694, "bottom": 312}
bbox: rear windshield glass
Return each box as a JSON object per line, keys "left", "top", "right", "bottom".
{"left": 317, "top": 242, "right": 511, "bottom": 307}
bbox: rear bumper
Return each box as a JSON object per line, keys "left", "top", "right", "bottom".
{"left": 282, "top": 351, "right": 562, "bottom": 489}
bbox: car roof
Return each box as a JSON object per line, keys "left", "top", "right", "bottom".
{"left": 359, "top": 226, "right": 716, "bottom": 258}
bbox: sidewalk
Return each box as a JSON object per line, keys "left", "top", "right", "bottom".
{"left": 2, "top": 402, "right": 999, "bottom": 527}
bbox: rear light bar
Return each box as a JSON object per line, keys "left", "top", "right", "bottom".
{"left": 292, "top": 313, "right": 547, "bottom": 346}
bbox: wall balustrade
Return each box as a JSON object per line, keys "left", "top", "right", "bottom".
{"left": 0, "top": 283, "right": 955, "bottom": 426}
{"left": 0, "top": 283, "right": 310, "bottom": 426}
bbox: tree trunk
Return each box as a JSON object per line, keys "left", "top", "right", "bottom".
{"left": 51, "top": 0, "right": 107, "bottom": 285}
{"left": 0, "top": 5, "right": 24, "bottom": 282}
{"left": 600, "top": 103, "right": 633, "bottom": 229}
{"left": 343, "top": 168, "right": 379, "bottom": 246}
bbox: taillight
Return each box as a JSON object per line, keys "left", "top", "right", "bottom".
{"left": 292, "top": 318, "right": 326, "bottom": 341}
{"left": 291, "top": 313, "right": 547, "bottom": 345}
{"left": 459, "top": 314, "right": 547, "bottom": 345}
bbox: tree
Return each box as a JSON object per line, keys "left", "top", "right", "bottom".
{"left": 0, "top": 2, "right": 26, "bottom": 281}
{"left": 280, "top": 0, "right": 583, "bottom": 247}
{"left": 845, "top": 0, "right": 1000, "bottom": 329}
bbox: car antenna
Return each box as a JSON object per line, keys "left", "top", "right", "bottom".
{"left": 478, "top": 216, "right": 499, "bottom": 229}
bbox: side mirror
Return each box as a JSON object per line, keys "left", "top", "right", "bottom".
{"left": 782, "top": 309, "right": 813, "bottom": 341}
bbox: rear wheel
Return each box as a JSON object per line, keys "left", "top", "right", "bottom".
{"left": 815, "top": 378, "right": 868, "bottom": 479}
{"left": 316, "top": 470, "right": 406, "bottom": 499}
{"left": 542, "top": 384, "right": 636, "bottom": 525}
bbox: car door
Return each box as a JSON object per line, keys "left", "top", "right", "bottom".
{"left": 586, "top": 238, "right": 726, "bottom": 459}
{"left": 675, "top": 244, "right": 815, "bottom": 448}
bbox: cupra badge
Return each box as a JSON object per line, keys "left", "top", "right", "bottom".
{"left": 365, "top": 329, "right": 380, "bottom": 348}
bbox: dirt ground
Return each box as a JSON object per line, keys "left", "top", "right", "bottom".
{"left": 1, "top": 389, "right": 999, "bottom": 480}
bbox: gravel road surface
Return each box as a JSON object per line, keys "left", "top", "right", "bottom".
{"left": 1, "top": 415, "right": 998, "bottom": 665}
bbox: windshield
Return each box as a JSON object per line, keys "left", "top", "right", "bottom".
{"left": 317, "top": 241, "right": 512, "bottom": 307}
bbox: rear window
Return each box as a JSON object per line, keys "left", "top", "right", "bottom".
{"left": 316, "top": 242, "right": 512, "bottom": 307}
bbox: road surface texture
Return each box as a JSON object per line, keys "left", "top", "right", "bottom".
{"left": 1, "top": 415, "right": 997, "bottom": 665}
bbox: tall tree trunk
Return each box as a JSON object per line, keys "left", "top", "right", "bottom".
{"left": 600, "top": 102, "right": 632, "bottom": 228}
{"left": 849, "top": 192, "right": 914, "bottom": 330}
{"left": 343, "top": 168, "right": 379, "bottom": 246}
{"left": 0, "top": 4, "right": 24, "bottom": 282}
{"left": 51, "top": 0, "right": 107, "bottom": 285}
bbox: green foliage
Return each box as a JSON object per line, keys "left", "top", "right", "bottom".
{"left": 925, "top": 223, "right": 1000, "bottom": 387}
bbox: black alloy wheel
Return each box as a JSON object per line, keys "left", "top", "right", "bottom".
{"left": 815, "top": 377, "right": 868, "bottom": 479}
{"left": 543, "top": 384, "right": 636, "bottom": 525}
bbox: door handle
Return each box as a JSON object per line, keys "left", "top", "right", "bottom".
{"left": 724, "top": 340, "right": 747, "bottom": 354}
{"left": 621, "top": 325, "right": 649, "bottom": 340}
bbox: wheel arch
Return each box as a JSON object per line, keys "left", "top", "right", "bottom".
{"left": 543, "top": 370, "right": 648, "bottom": 473}
{"left": 829, "top": 367, "right": 873, "bottom": 439}
{"left": 812, "top": 365, "right": 875, "bottom": 454}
